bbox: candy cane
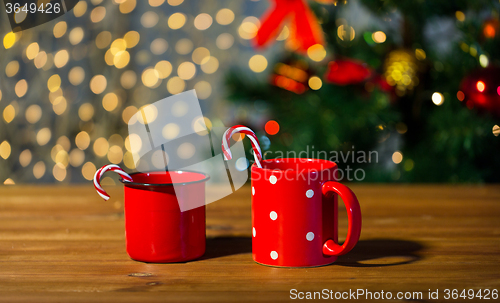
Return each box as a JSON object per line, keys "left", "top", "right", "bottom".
{"left": 222, "top": 125, "right": 263, "bottom": 168}
{"left": 93, "top": 164, "right": 133, "bottom": 201}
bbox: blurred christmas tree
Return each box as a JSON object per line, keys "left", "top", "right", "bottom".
{"left": 225, "top": 0, "right": 500, "bottom": 182}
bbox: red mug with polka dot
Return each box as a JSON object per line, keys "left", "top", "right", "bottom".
{"left": 251, "top": 158, "right": 362, "bottom": 267}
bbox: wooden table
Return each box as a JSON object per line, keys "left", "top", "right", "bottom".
{"left": 1, "top": 185, "right": 499, "bottom": 302}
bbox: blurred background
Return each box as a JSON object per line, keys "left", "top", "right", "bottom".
{"left": 0, "top": 0, "right": 499, "bottom": 185}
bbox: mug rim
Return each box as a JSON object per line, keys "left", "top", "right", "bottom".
{"left": 119, "top": 170, "right": 210, "bottom": 187}
{"left": 253, "top": 158, "right": 337, "bottom": 172}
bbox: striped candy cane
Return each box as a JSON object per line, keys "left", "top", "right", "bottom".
{"left": 222, "top": 125, "right": 263, "bottom": 168}
{"left": 93, "top": 164, "right": 133, "bottom": 201}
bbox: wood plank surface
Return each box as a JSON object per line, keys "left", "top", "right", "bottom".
{"left": 0, "top": 184, "right": 499, "bottom": 302}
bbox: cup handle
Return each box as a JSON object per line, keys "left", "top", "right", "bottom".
{"left": 322, "top": 182, "right": 362, "bottom": 256}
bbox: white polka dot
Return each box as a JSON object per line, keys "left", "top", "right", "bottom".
{"left": 270, "top": 211, "right": 277, "bottom": 220}
{"left": 270, "top": 251, "right": 278, "bottom": 260}
{"left": 252, "top": 187, "right": 255, "bottom": 195}
{"left": 269, "top": 175, "right": 277, "bottom": 184}
{"left": 306, "top": 189, "right": 314, "bottom": 198}
{"left": 306, "top": 232, "right": 314, "bottom": 241}
{"left": 252, "top": 227, "right": 256, "bottom": 237}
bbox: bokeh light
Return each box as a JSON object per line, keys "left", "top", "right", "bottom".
{"left": 91, "top": 6, "right": 107, "bottom": 23}
{"left": 108, "top": 145, "right": 124, "bottom": 164}
{"left": 151, "top": 38, "right": 168, "bottom": 55}
{"left": 476, "top": 81, "right": 485, "bottom": 92}
{"left": 36, "top": 128, "right": 52, "bottom": 146}
{"left": 5, "top": 60, "right": 19, "bottom": 77}
{"left": 177, "top": 142, "right": 195, "bottom": 159}
{"left": 119, "top": 0, "right": 137, "bottom": 14}
{"left": 102, "top": 93, "right": 120, "bottom": 112}
{"left": 493, "top": 125, "right": 500, "bottom": 137}
{"left": 308, "top": 76, "right": 322, "bottom": 90}
{"left": 432, "top": 92, "right": 444, "bottom": 106}
{"left": 26, "top": 105, "right": 42, "bottom": 124}
{"left": 26, "top": 42, "right": 39, "bottom": 60}
{"left": 155, "top": 60, "right": 173, "bottom": 79}
{"left": 3, "top": 104, "right": 16, "bottom": 123}
{"left": 307, "top": 44, "right": 326, "bottom": 62}
{"left": 93, "top": 137, "right": 110, "bottom": 157}
{"left": 194, "top": 81, "right": 212, "bottom": 99}
{"left": 415, "top": 49, "right": 426, "bottom": 60}
{"left": 75, "top": 131, "right": 91, "bottom": 150}
{"left": 3, "top": 32, "right": 16, "bottom": 49}
{"left": 120, "top": 70, "right": 137, "bottom": 89}
{"left": 141, "top": 11, "right": 159, "bottom": 28}
{"left": 90, "top": 75, "right": 107, "bottom": 94}
{"left": 455, "top": 11, "right": 465, "bottom": 22}
{"left": 372, "top": 31, "right": 386, "bottom": 43}
{"left": 53, "top": 21, "right": 67, "bottom": 38}
{"left": 168, "top": 13, "right": 186, "bottom": 29}
{"left": 265, "top": 120, "right": 280, "bottom": 135}
{"left": 178, "top": 62, "right": 196, "bottom": 80}
{"left": 124, "top": 31, "right": 140, "bottom": 48}
{"left": 33, "top": 161, "right": 46, "bottom": 179}
{"left": 167, "top": 77, "right": 186, "bottom": 95}
{"left": 19, "top": 149, "right": 32, "bottom": 167}
{"left": 53, "top": 163, "right": 67, "bottom": 182}
{"left": 122, "top": 106, "right": 138, "bottom": 124}
{"left": 479, "top": 54, "right": 489, "bottom": 68}
{"left": 142, "top": 68, "right": 160, "bottom": 88}
{"left": 194, "top": 13, "right": 213, "bottom": 30}
{"left": 238, "top": 17, "right": 259, "bottom": 40}
{"left": 78, "top": 103, "right": 94, "bottom": 121}
{"left": 15, "top": 79, "right": 28, "bottom": 98}
{"left": 337, "top": 24, "right": 355, "bottom": 41}
{"left": 149, "top": 0, "right": 165, "bottom": 7}
{"left": 167, "top": 0, "right": 183, "bottom": 5}
{"left": 69, "top": 27, "right": 84, "bottom": 45}
{"left": 392, "top": 151, "right": 403, "bottom": 164}
{"left": 73, "top": 1, "right": 87, "bottom": 17}
{"left": 248, "top": 55, "right": 267, "bottom": 73}
{"left": 47, "top": 74, "right": 61, "bottom": 92}
{"left": 216, "top": 8, "right": 235, "bottom": 25}
{"left": 175, "top": 38, "right": 193, "bottom": 55}
{"left": 216, "top": 33, "right": 234, "bottom": 50}
{"left": 96, "top": 31, "right": 112, "bottom": 49}
{"left": 82, "top": 162, "right": 97, "bottom": 180}
{"left": 54, "top": 50, "right": 69, "bottom": 68}
{"left": 0, "top": 141, "right": 11, "bottom": 160}
{"left": 68, "top": 66, "right": 85, "bottom": 85}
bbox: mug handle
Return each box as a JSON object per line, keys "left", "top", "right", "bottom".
{"left": 322, "top": 182, "right": 362, "bottom": 256}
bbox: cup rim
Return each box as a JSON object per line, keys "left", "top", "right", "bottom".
{"left": 119, "top": 170, "right": 210, "bottom": 187}
{"left": 253, "top": 158, "right": 337, "bottom": 172}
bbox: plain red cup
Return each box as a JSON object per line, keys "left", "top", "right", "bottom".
{"left": 251, "top": 158, "right": 362, "bottom": 267}
{"left": 119, "top": 171, "right": 209, "bottom": 263}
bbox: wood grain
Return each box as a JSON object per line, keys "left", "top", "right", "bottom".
{"left": 0, "top": 184, "right": 499, "bottom": 302}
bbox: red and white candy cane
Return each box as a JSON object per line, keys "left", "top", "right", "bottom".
{"left": 222, "top": 125, "right": 263, "bottom": 168}
{"left": 93, "top": 164, "right": 133, "bottom": 201}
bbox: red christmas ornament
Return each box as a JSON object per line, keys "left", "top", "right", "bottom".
{"left": 324, "top": 59, "right": 372, "bottom": 85}
{"left": 459, "top": 66, "right": 500, "bottom": 118}
{"left": 254, "top": 0, "right": 325, "bottom": 53}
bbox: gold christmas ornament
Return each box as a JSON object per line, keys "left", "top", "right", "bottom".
{"left": 383, "top": 49, "right": 419, "bottom": 96}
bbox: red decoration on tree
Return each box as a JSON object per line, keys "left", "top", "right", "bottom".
{"left": 324, "top": 59, "right": 372, "bottom": 85}
{"left": 255, "top": 0, "right": 325, "bottom": 53}
{"left": 371, "top": 74, "right": 393, "bottom": 93}
{"left": 482, "top": 18, "right": 499, "bottom": 39}
{"left": 270, "top": 59, "right": 311, "bottom": 94}
{"left": 459, "top": 66, "right": 500, "bottom": 118}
